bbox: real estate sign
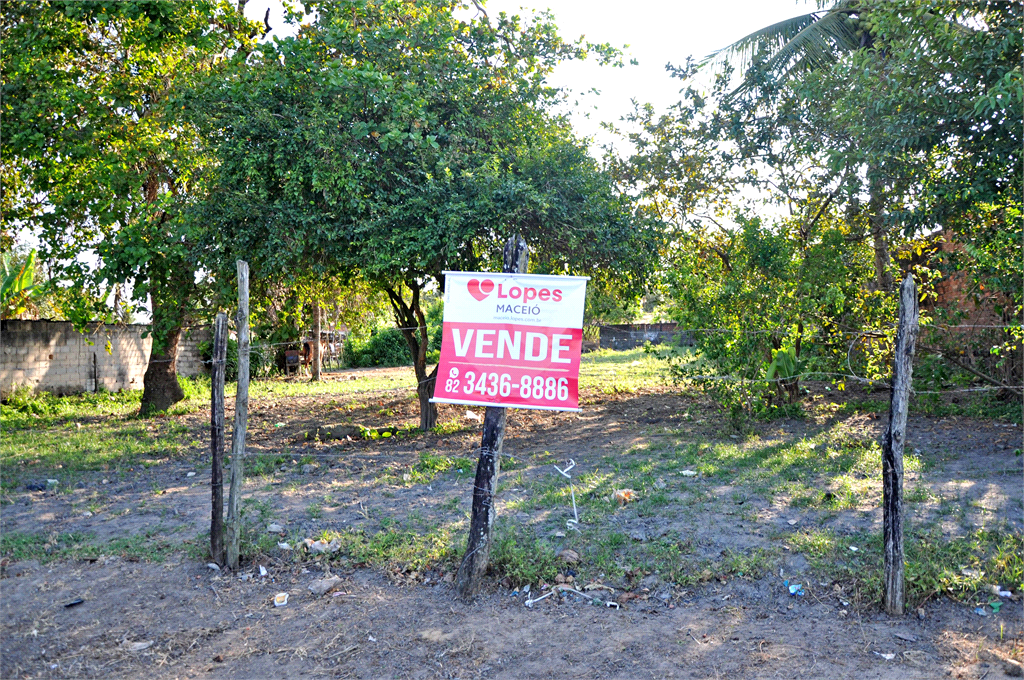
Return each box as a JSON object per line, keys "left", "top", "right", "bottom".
{"left": 431, "top": 271, "right": 589, "bottom": 411}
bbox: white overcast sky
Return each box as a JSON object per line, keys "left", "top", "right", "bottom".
{"left": 247, "top": 0, "right": 815, "bottom": 148}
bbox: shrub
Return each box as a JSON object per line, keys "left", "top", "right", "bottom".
{"left": 344, "top": 327, "right": 411, "bottom": 368}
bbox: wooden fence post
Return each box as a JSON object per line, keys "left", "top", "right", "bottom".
{"left": 226, "top": 261, "right": 251, "bottom": 570}
{"left": 455, "top": 235, "right": 528, "bottom": 599}
{"left": 883, "top": 274, "right": 919, "bottom": 615}
{"left": 209, "top": 312, "right": 228, "bottom": 566}
{"left": 312, "top": 298, "right": 322, "bottom": 381}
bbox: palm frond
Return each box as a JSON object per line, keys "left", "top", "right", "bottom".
{"left": 702, "top": 0, "right": 863, "bottom": 100}
{"left": 760, "top": 8, "right": 861, "bottom": 77}
{"left": 701, "top": 13, "right": 819, "bottom": 76}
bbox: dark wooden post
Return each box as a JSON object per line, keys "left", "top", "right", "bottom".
{"left": 209, "top": 312, "right": 228, "bottom": 565}
{"left": 455, "top": 236, "right": 528, "bottom": 599}
{"left": 226, "top": 261, "right": 250, "bottom": 570}
{"left": 311, "top": 297, "right": 322, "bottom": 381}
{"left": 883, "top": 274, "right": 919, "bottom": 615}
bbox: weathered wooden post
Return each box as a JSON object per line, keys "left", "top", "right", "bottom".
{"left": 882, "top": 274, "right": 919, "bottom": 615}
{"left": 226, "top": 261, "right": 251, "bottom": 570}
{"left": 455, "top": 236, "right": 528, "bottom": 599}
{"left": 209, "top": 312, "right": 228, "bottom": 565}
{"left": 311, "top": 298, "right": 322, "bottom": 381}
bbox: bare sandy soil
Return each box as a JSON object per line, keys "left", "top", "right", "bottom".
{"left": 2, "top": 367, "right": 1022, "bottom": 679}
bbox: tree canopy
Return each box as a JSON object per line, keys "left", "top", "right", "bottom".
{"left": 194, "top": 0, "right": 661, "bottom": 427}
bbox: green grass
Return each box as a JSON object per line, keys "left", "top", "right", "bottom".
{"left": 378, "top": 451, "right": 476, "bottom": 486}
{"left": 578, "top": 347, "right": 671, "bottom": 394}
{"left": 313, "top": 522, "right": 463, "bottom": 572}
{"left": 788, "top": 527, "right": 1024, "bottom": 608}
{"left": 1, "top": 418, "right": 191, "bottom": 473}
{"left": 0, "top": 526, "right": 185, "bottom": 564}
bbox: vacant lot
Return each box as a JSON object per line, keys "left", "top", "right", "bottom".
{"left": 2, "top": 349, "right": 1022, "bottom": 679}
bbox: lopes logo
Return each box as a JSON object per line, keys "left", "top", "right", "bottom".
{"left": 466, "top": 278, "right": 562, "bottom": 302}
{"left": 467, "top": 279, "right": 495, "bottom": 301}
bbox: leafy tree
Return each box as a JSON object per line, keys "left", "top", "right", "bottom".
{"left": 197, "top": 0, "right": 661, "bottom": 429}
{"left": 1, "top": 0, "right": 261, "bottom": 413}
{"left": 639, "top": 0, "right": 1022, "bottom": 403}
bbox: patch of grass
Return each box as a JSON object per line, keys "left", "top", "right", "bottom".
{"left": 1, "top": 418, "right": 191, "bottom": 473}
{"left": 314, "top": 523, "right": 462, "bottom": 572}
{"left": 248, "top": 370, "right": 417, "bottom": 401}
{"left": 490, "top": 520, "right": 561, "bottom": 587}
{"left": 1, "top": 527, "right": 182, "bottom": 564}
{"left": 578, "top": 347, "right": 670, "bottom": 394}
{"left": 246, "top": 454, "right": 288, "bottom": 478}
{"left": 787, "top": 527, "right": 1024, "bottom": 608}
{"left": 431, "top": 419, "right": 472, "bottom": 436}
{"left": 307, "top": 502, "right": 323, "bottom": 519}
{"left": 381, "top": 452, "right": 476, "bottom": 485}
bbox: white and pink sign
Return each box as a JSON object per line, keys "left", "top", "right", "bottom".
{"left": 431, "top": 271, "right": 589, "bottom": 411}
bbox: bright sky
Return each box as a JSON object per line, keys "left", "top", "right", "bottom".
{"left": 247, "top": 0, "right": 814, "bottom": 148}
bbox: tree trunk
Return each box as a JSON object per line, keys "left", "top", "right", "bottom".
{"left": 386, "top": 282, "right": 438, "bottom": 430}
{"left": 311, "top": 298, "right": 322, "bottom": 381}
{"left": 868, "top": 172, "right": 894, "bottom": 292}
{"left": 416, "top": 362, "right": 439, "bottom": 430}
{"left": 140, "top": 299, "right": 185, "bottom": 415}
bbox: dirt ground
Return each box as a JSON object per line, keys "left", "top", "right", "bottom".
{"left": 2, "top": 366, "right": 1022, "bottom": 679}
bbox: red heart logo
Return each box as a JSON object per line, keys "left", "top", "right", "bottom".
{"left": 467, "top": 278, "right": 494, "bottom": 301}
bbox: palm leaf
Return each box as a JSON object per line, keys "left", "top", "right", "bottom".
{"left": 702, "top": 13, "right": 820, "bottom": 76}
{"left": 703, "top": 0, "right": 862, "bottom": 99}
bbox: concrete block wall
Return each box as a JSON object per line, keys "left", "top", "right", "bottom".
{"left": 176, "top": 327, "right": 211, "bottom": 377}
{"left": 1, "top": 320, "right": 210, "bottom": 398}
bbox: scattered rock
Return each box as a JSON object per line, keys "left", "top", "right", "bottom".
{"left": 679, "top": 470, "right": 697, "bottom": 477}
{"left": 308, "top": 538, "right": 341, "bottom": 554}
{"left": 82, "top": 511, "right": 93, "bottom": 518}
{"left": 273, "top": 593, "right": 289, "bottom": 607}
{"left": 654, "top": 478, "right": 667, "bottom": 490}
{"left": 309, "top": 576, "right": 342, "bottom": 597}
{"left": 277, "top": 542, "right": 292, "bottom": 551}
{"left": 916, "top": 607, "right": 926, "bottom": 620}
{"left": 186, "top": 471, "right": 196, "bottom": 478}
{"left": 207, "top": 563, "right": 221, "bottom": 571}
{"left": 213, "top": 654, "right": 224, "bottom": 663}
{"left": 301, "top": 464, "right": 317, "bottom": 474}
{"left": 555, "top": 573, "right": 566, "bottom": 584}
{"left": 102, "top": 479, "right": 109, "bottom": 485}
{"left": 267, "top": 523, "right": 285, "bottom": 533}
{"left": 894, "top": 633, "right": 917, "bottom": 643}
{"left": 126, "top": 640, "right": 154, "bottom": 652}
{"left": 611, "top": 489, "right": 636, "bottom": 505}
{"left": 464, "top": 410, "right": 481, "bottom": 421}
{"left": 415, "top": 441, "right": 427, "bottom": 451}
{"left": 629, "top": 528, "right": 648, "bottom": 542}
{"left": 558, "top": 549, "right": 580, "bottom": 564}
